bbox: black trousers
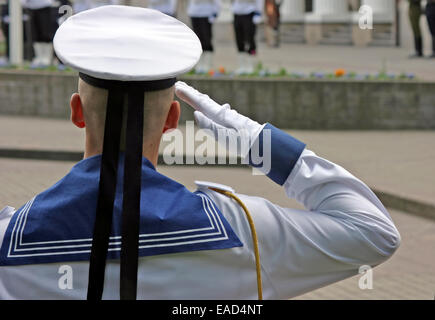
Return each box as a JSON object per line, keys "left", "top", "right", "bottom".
{"left": 427, "top": 3, "right": 435, "bottom": 52}
{"left": 191, "top": 17, "right": 213, "bottom": 52}
{"left": 234, "top": 13, "right": 256, "bottom": 54}
{"left": 29, "top": 6, "right": 55, "bottom": 43}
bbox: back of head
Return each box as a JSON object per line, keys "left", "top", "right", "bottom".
{"left": 78, "top": 79, "right": 175, "bottom": 149}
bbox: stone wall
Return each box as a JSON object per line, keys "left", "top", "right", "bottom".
{"left": 0, "top": 70, "right": 434, "bottom": 129}
{"left": 0, "top": 70, "right": 77, "bottom": 119}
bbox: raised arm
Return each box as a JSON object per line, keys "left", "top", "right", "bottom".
{"left": 175, "top": 81, "right": 400, "bottom": 298}
{"left": 243, "top": 144, "right": 400, "bottom": 297}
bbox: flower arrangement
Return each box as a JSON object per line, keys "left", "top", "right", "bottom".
{"left": 0, "top": 61, "right": 417, "bottom": 81}
{"left": 187, "top": 64, "right": 416, "bottom": 81}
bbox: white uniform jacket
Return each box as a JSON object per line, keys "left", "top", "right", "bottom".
{"left": 0, "top": 124, "right": 400, "bottom": 299}
{"left": 187, "top": 0, "right": 220, "bottom": 18}
{"left": 232, "top": 0, "right": 263, "bottom": 15}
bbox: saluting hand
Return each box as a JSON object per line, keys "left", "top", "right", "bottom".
{"left": 175, "top": 81, "right": 265, "bottom": 158}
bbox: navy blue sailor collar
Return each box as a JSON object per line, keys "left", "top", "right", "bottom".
{"left": 0, "top": 154, "right": 242, "bottom": 266}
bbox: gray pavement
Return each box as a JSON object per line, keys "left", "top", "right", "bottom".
{"left": 0, "top": 158, "right": 434, "bottom": 300}
{"left": 1, "top": 115, "right": 434, "bottom": 210}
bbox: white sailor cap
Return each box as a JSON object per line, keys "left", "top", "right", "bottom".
{"left": 53, "top": 6, "right": 202, "bottom": 301}
{"left": 54, "top": 5, "right": 202, "bottom": 82}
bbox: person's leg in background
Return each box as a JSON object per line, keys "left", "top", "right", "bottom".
{"left": 274, "top": 1, "right": 281, "bottom": 47}
{"left": 234, "top": 13, "right": 248, "bottom": 74}
{"left": 202, "top": 18, "right": 214, "bottom": 72}
{"left": 22, "top": 8, "right": 34, "bottom": 62}
{"left": 426, "top": 1, "right": 435, "bottom": 58}
{"left": 265, "top": 0, "right": 280, "bottom": 47}
{"left": 29, "top": 8, "right": 42, "bottom": 66}
{"left": 245, "top": 12, "right": 258, "bottom": 74}
{"left": 40, "top": 6, "right": 56, "bottom": 66}
{"left": 191, "top": 17, "right": 211, "bottom": 73}
{"left": 408, "top": 0, "right": 423, "bottom": 57}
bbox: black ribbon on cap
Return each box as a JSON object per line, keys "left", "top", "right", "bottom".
{"left": 119, "top": 90, "right": 144, "bottom": 300}
{"left": 87, "top": 88, "right": 124, "bottom": 300}
{"left": 80, "top": 73, "right": 176, "bottom": 300}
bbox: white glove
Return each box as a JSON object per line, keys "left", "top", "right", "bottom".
{"left": 252, "top": 14, "right": 262, "bottom": 25}
{"left": 208, "top": 13, "right": 217, "bottom": 24}
{"left": 175, "top": 81, "right": 265, "bottom": 159}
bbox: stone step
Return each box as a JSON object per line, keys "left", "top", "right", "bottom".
{"left": 320, "top": 24, "right": 352, "bottom": 45}
{"left": 318, "top": 38, "right": 353, "bottom": 45}
{"left": 369, "top": 39, "right": 396, "bottom": 47}
{"left": 278, "top": 24, "right": 305, "bottom": 43}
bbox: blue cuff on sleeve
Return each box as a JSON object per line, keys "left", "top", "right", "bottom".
{"left": 249, "top": 123, "right": 306, "bottom": 185}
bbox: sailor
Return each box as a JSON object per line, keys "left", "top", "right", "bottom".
{"left": 147, "top": 0, "right": 177, "bottom": 17}
{"left": 232, "top": 0, "right": 263, "bottom": 74}
{"left": 187, "top": 0, "right": 220, "bottom": 73}
{"left": 408, "top": 0, "right": 423, "bottom": 58}
{"left": 0, "top": 5, "right": 400, "bottom": 300}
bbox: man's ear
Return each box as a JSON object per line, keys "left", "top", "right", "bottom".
{"left": 163, "top": 101, "right": 180, "bottom": 133}
{"left": 70, "top": 93, "right": 85, "bottom": 128}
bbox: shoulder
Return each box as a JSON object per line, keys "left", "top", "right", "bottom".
{"left": 194, "top": 180, "right": 273, "bottom": 210}
{"left": 0, "top": 206, "right": 15, "bottom": 225}
{"left": 195, "top": 180, "right": 235, "bottom": 193}
{"left": 194, "top": 180, "right": 238, "bottom": 214}
{"left": 194, "top": 180, "right": 293, "bottom": 255}
{"left": 0, "top": 206, "right": 16, "bottom": 249}
{"left": 194, "top": 180, "right": 277, "bottom": 227}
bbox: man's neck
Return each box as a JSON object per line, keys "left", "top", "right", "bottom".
{"left": 83, "top": 139, "right": 160, "bottom": 168}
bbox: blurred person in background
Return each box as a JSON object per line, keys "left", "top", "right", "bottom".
{"left": 426, "top": 0, "right": 435, "bottom": 57}
{"left": 264, "top": 0, "right": 280, "bottom": 47}
{"left": 232, "top": 0, "right": 263, "bottom": 74}
{"left": 148, "top": 0, "right": 177, "bottom": 17}
{"left": 187, "top": 0, "right": 220, "bottom": 73}
{"left": 408, "top": 0, "right": 423, "bottom": 57}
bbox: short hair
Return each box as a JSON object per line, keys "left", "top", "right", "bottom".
{"left": 78, "top": 79, "right": 175, "bottom": 148}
